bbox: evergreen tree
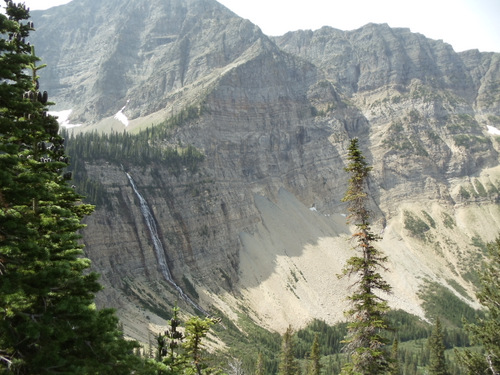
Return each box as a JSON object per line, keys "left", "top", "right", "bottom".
{"left": 388, "top": 338, "right": 400, "bottom": 375}
{"left": 155, "top": 305, "right": 187, "bottom": 374}
{"left": 183, "top": 316, "right": 218, "bottom": 375}
{"left": 456, "top": 238, "right": 500, "bottom": 375}
{"left": 307, "top": 333, "right": 322, "bottom": 375}
{"left": 0, "top": 2, "right": 139, "bottom": 373}
{"left": 339, "top": 138, "right": 392, "bottom": 375}
{"left": 278, "top": 326, "right": 299, "bottom": 375}
{"left": 149, "top": 306, "right": 225, "bottom": 375}
{"left": 255, "top": 352, "right": 265, "bottom": 375}
{"left": 428, "top": 318, "right": 450, "bottom": 375}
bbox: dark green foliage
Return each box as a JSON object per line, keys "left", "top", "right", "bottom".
{"left": 62, "top": 126, "right": 205, "bottom": 205}
{"left": 209, "top": 309, "right": 479, "bottom": 375}
{"left": 453, "top": 135, "right": 491, "bottom": 149}
{"left": 212, "top": 311, "right": 281, "bottom": 375}
{"left": 442, "top": 212, "right": 456, "bottom": 229}
{"left": 150, "top": 305, "right": 226, "bottom": 375}
{"left": 339, "top": 138, "right": 392, "bottom": 374}
{"left": 295, "top": 319, "right": 347, "bottom": 358}
{"left": 255, "top": 352, "right": 265, "bottom": 375}
{"left": 0, "top": 3, "right": 141, "bottom": 373}
{"left": 419, "top": 281, "right": 478, "bottom": 334}
{"left": 154, "top": 305, "right": 186, "bottom": 373}
{"left": 422, "top": 210, "right": 436, "bottom": 228}
{"left": 472, "top": 179, "right": 487, "bottom": 197}
{"left": 182, "top": 275, "right": 200, "bottom": 300}
{"left": 456, "top": 238, "right": 500, "bottom": 374}
{"left": 470, "top": 235, "right": 488, "bottom": 253}
{"left": 183, "top": 316, "right": 219, "bottom": 374}
{"left": 278, "top": 326, "right": 299, "bottom": 375}
{"left": 63, "top": 129, "right": 205, "bottom": 176}
{"left": 459, "top": 186, "right": 471, "bottom": 199}
{"left": 428, "top": 318, "right": 450, "bottom": 375}
{"left": 404, "top": 210, "right": 431, "bottom": 240}
{"left": 388, "top": 338, "right": 400, "bottom": 375}
{"left": 386, "top": 309, "right": 431, "bottom": 342}
{"left": 408, "top": 109, "right": 422, "bottom": 123}
{"left": 306, "top": 334, "right": 322, "bottom": 375}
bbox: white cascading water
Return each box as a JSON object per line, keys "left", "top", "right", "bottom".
{"left": 126, "top": 172, "right": 207, "bottom": 314}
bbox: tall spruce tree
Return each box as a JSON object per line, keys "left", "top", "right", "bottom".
{"left": 427, "top": 318, "right": 450, "bottom": 375}
{"left": 255, "top": 352, "right": 265, "bottom": 375}
{"left": 456, "top": 238, "right": 500, "bottom": 375}
{"left": 0, "top": 2, "right": 139, "bottom": 373}
{"left": 183, "top": 316, "right": 218, "bottom": 375}
{"left": 388, "top": 338, "right": 400, "bottom": 375}
{"left": 307, "top": 333, "right": 322, "bottom": 375}
{"left": 278, "top": 326, "right": 299, "bottom": 375}
{"left": 339, "top": 138, "right": 392, "bottom": 375}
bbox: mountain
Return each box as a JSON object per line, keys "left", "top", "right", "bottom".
{"left": 30, "top": 0, "right": 500, "bottom": 341}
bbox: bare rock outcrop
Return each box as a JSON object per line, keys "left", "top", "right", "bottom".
{"left": 30, "top": 0, "right": 500, "bottom": 338}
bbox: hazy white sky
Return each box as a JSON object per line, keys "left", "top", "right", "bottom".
{"left": 19, "top": 0, "right": 500, "bottom": 52}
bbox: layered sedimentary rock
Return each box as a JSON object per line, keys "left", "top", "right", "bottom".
{"left": 30, "top": 0, "right": 500, "bottom": 339}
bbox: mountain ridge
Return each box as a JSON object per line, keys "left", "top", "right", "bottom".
{"left": 29, "top": 0, "right": 500, "bottom": 340}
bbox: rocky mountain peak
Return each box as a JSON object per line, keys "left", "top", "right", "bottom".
{"left": 29, "top": 0, "right": 500, "bottom": 339}
{"left": 32, "top": 0, "right": 266, "bottom": 122}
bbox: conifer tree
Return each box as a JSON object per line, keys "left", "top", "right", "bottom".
{"left": 255, "top": 352, "right": 265, "bottom": 375}
{"left": 339, "top": 138, "right": 392, "bottom": 375}
{"left": 307, "top": 333, "right": 322, "bottom": 375}
{"left": 0, "top": 2, "right": 139, "bottom": 373}
{"left": 278, "top": 326, "right": 299, "bottom": 375}
{"left": 183, "top": 316, "right": 219, "bottom": 375}
{"left": 456, "top": 238, "right": 500, "bottom": 375}
{"left": 155, "top": 305, "right": 187, "bottom": 374}
{"left": 149, "top": 308, "right": 226, "bottom": 375}
{"left": 427, "top": 318, "right": 450, "bottom": 375}
{"left": 388, "top": 338, "right": 400, "bottom": 375}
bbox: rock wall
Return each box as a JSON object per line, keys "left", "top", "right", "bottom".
{"left": 30, "top": 0, "right": 500, "bottom": 338}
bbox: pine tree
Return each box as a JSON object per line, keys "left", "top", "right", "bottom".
{"left": 149, "top": 307, "right": 225, "bottom": 375}
{"left": 278, "top": 326, "right": 299, "bottom": 375}
{"left": 428, "top": 318, "right": 450, "bottom": 375}
{"left": 183, "top": 316, "right": 216, "bottom": 375}
{"left": 155, "top": 305, "right": 187, "bottom": 374}
{"left": 255, "top": 352, "right": 265, "bottom": 375}
{"left": 388, "top": 338, "right": 400, "bottom": 375}
{"left": 456, "top": 238, "right": 500, "bottom": 375}
{"left": 0, "top": 2, "right": 140, "bottom": 373}
{"left": 339, "top": 138, "right": 392, "bottom": 375}
{"left": 307, "top": 333, "right": 322, "bottom": 375}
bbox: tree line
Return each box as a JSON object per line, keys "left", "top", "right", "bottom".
{"left": 62, "top": 129, "right": 205, "bottom": 176}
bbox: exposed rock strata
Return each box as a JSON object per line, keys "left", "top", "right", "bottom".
{"left": 30, "top": 0, "right": 500, "bottom": 339}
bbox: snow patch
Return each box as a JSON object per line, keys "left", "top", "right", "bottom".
{"left": 114, "top": 100, "right": 130, "bottom": 127}
{"left": 487, "top": 125, "right": 500, "bottom": 135}
{"left": 48, "top": 109, "right": 82, "bottom": 128}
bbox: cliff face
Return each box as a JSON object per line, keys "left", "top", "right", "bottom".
{"left": 31, "top": 0, "right": 500, "bottom": 339}
{"left": 31, "top": 0, "right": 264, "bottom": 122}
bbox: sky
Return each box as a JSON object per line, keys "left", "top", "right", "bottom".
{"left": 18, "top": 0, "right": 500, "bottom": 53}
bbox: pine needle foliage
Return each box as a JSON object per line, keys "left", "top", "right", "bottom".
{"left": 428, "top": 318, "right": 450, "bottom": 375}
{"left": 456, "top": 238, "right": 500, "bottom": 375}
{"left": 151, "top": 305, "right": 225, "bottom": 375}
{"left": 0, "top": 2, "right": 140, "bottom": 373}
{"left": 254, "top": 352, "right": 265, "bottom": 375}
{"left": 339, "top": 138, "right": 392, "bottom": 375}
{"left": 306, "top": 334, "right": 322, "bottom": 375}
{"left": 278, "top": 326, "right": 300, "bottom": 375}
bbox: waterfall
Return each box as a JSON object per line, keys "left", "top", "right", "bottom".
{"left": 126, "top": 172, "right": 207, "bottom": 314}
